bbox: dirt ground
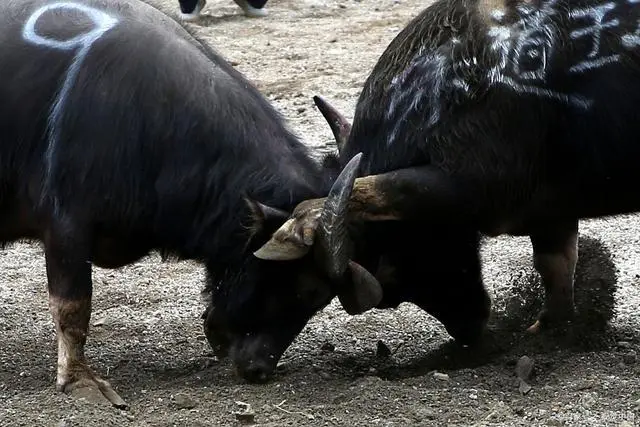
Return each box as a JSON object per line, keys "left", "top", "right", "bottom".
{"left": 2, "top": 0, "right": 640, "bottom": 425}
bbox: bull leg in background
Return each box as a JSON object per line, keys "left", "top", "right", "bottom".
{"left": 45, "top": 223, "right": 127, "bottom": 408}
{"left": 526, "top": 219, "right": 579, "bottom": 334}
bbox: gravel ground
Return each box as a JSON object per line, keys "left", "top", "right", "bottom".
{"left": 1, "top": 0, "right": 640, "bottom": 425}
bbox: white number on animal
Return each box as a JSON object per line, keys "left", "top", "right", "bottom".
{"left": 22, "top": 2, "right": 118, "bottom": 179}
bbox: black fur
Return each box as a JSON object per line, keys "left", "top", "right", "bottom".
{"left": 245, "top": 0, "right": 640, "bottom": 373}
{"left": 0, "top": 0, "right": 337, "bottom": 384}
{"left": 339, "top": 0, "right": 640, "bottom": 341}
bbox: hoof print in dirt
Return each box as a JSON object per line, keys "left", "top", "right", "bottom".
{"left": 493, "top": 235, "right": 618, "bottom": 349}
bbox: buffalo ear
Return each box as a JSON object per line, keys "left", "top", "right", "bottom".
{"left": 336, "top": 260, "right": 383, "bottom": 315}
{"left": 245, "top": 198, "right": 290, "bottom": 235}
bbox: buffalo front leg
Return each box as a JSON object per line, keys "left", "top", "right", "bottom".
{"left": 526, "top": 220, "right": 579, "bottom": 334}
{"left": 45, "top": 226, "right": 127, "bottom": 408}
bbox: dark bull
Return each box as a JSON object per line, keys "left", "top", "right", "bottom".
{"left": 255, "top": 0, "right": 640, "bottom": 355}
{"left": 0, "top": 0, "right": 384, "bottom": 407}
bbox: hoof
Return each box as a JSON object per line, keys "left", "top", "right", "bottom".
{"left": 233, "top": 0, "right": 268, "bottom": 17}
{"left": 178, "top": 0, "right": 206, "bottom": 21}
{"left": 59, "top": 376, "right": 127, "bottom": 409}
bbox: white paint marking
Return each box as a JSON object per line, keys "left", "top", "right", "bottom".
{"left": 569, "top": 2, "right": 621, "bottom": 73}
{"left": 485, "top": 1, "right": 590, "bottom": 108}
{"left": 621, "top": 26, "right": 640, "bottom": 48}
{"left": 490, "top": 9, "right": 506, "bottom": 22}
{"left": 22, "top": 2, "right": 118, "bottom": 186}
{"left": 569, "top": 54, "right": 621, "bottom": 73}
{"left": 620, "top": 0, "right": 640, "bottom": 48}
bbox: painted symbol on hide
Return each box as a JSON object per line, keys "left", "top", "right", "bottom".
{"left": 621, "top": 0, "right": 640, "bottom": 48}
{"left": 22, "top": 2, "right": 118, "bottom": 185}
{"left": 569, "top": 2, "right": 621, "bottom": 73}
{"left": 386, "top": 51, "right": 448, "bottom": 141}
{"left": 486, "top": 0, "right": 592, "bottom": 110}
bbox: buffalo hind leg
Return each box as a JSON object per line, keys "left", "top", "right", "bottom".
{"left": 526, "top": 219, "right": 579, "bottom": 334}
{"left": 45, "top": 224, "right": 127, "bottom": 408}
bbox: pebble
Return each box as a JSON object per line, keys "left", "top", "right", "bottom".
{"left": 412, "top": 407, "right": 437, "bottom": 420}
{"left": 173, "top": 393, "right": 197, "bottom": 410}
{"left": 515, "top": 356, "right": 534, "bottom": 381}
{"left": 617, "top": 341, "right": 632, "bottom": 349}
{"left": 432, "top": 372, "right": 449, "bottom": 381}
{"left": 518, "top": 379, "right": 532, "bottom": 395}
{"left": 92, "top": 316, "right": 107, "bottom": 327}
{"left": 623, "top": 350, "right": 637, "bottom": 365}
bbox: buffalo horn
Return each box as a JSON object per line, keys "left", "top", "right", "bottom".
{"left": 313, "top": 95, "right": 352, "bottom": 154}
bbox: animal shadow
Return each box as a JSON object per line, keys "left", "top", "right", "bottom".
{"left": 372, "top": 235, "right": 621, "bottom": 380}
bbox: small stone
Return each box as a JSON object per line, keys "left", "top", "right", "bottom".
{"left": 575, "top": 380, "right": 594, "bottom": 391}
{"left": 297, "top": 107, "right": 306, "bottom": 113}
{"left": 376, "top": 340, "right": 391, "bottom": 358}
{"left": 412, "top": 407, "right": 437, "bottom": 420}
{"left": 173, "top": 393, "right": 197, "bottom": 409}
{"left": 515, "top": 356, "right": 534, "bottom": 381}
{"left": 513, "top": 406, "right": 525, "bottom": 416}
{"left": 57, "top": 421, "right": 70, "bottom": 427}
{"left": 623, "top": 350, "right": 637, "bottom": 365}
{"left": 319, "top": 371, "right": 331, "bottom": 380}
{"left": 518, "top": 379, "right": 532, "bottom": 395}
{"left": 432, "top": 372, "right": 449, "bottom": 381}
{"left": 617, "top": 341, "right": 632, "bottom": 349}
{"left": 92, "top": 316, "right": 107, "bottom": 327}
{"left": 619, "top": 422, "right": 633, "bottom": 427}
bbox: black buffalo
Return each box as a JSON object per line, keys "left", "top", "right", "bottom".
{"left": 255, "top": 0, "right": 640, "bottom": 353}
{"left": 0, "top": 0, "right": 377, "bottom": 407}
{"left": 177, "top": 0, "right": 269, "bottom": 20}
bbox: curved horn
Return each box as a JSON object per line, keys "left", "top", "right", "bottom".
{"left": 313, "top": 95, "right": 352, "bottom": 154}
{"left": 314, "top": 152, "right": 363, "bottom": 279}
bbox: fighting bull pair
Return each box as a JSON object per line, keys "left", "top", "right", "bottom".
{"left": 4, "top": 0, "right": 640, "bottom": 410}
